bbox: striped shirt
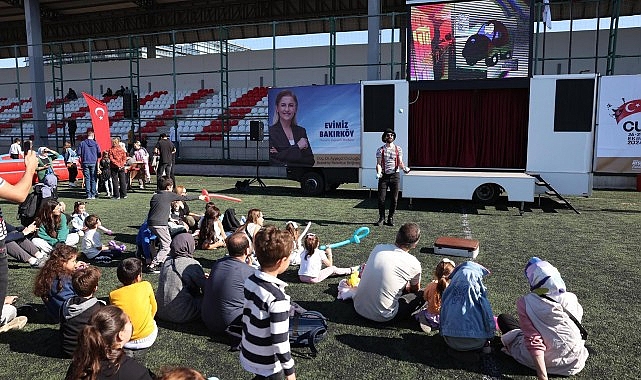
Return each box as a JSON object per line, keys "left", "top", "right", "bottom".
{"left": 240, "top": 271, "right": 295, "bottom": 377}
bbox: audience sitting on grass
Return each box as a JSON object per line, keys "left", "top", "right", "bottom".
{"left": 353, "top": 223, "right": 423, "bottom": 323}
{"left": 60, "top": 266, "right": 105, "bottom": 357}
{"left": 5, "top": 222, "right": 48, "bottom": 268}
{"left": 109, "top": 258, "right": 158, "bottom": 358}
{"left": 198, "top": 204, "right": 226, "bottom": 250}
{"left": 146, "top": 176, "right": 205, "bottom": 274}
{"left": 240, "top": 225, "right": 296, "bottom": 380}
{"left": 497, "top": 257, "right": 588, "bottom": 379}
{"left": 65, "top": 305, "right": 154, "bottom": 380}
{"left": 33, "top": 245, "right": 88, "bottom": 323}
{"left": 415, "top": 258, "right": 456, "bottom": 333}
{"left": 155, "top": 233, "right": 206, "bottom": 324}
{"left": 70, "top": 201, "right": 114, "bottom": 236}
{"left": 81, "top": 215, "right": 125, "bottom": 264}
{"left": 236, "top": 208, "right": 264, "bottom": 244}
{"left": 440, "top": 260, "right": 496, "bottom": 353}
{"left": 201, "top": 232, "right": 254, "bottom": 348}
{"left": 284, "top": 220, "right": 310, "bottom": 266}
{"left": 298, "top": 233, "right": 358, "bottom": 284}
{"left": 32, "top": 199, "right": 80, "bottom": 254}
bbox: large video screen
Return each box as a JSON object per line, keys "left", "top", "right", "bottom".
{"left": 409, "top": 0, "right": 531, "bottom": 81}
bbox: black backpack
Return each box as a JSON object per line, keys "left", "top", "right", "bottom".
{"left": 222, "top": 208, "right": 241, "bottom": 233}
{"left": 17, "top": 184, "right": 53, "bottom": 226}
{"left": 289, "top": 310, "right": 328, "bottom": 356}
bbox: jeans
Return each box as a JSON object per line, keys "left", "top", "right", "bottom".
{"left": 82, "top": 164, "right": 97, "bottom": 197}
{"left": 377, "top": 172, "right": 400, "bottom": 218}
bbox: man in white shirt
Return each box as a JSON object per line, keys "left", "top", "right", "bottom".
{"left": 353, "top": 223, "right": 423, "bottom": 323}
{"left": 9, "top": 138, "right": 22, "bottom": 159}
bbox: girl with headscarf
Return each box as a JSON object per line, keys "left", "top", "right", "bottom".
{"left": 155, "top": 232, "right": 206, "bottom": 323}
{"left": 439, "top": 260, "right": 496, "bottom": 352}
{"left": 497, "top": 257, "right": 588, "bottom": 379}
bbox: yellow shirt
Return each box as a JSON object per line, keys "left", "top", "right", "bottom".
{"left": 109, "top": 281, "right": 157, "bottom": 340}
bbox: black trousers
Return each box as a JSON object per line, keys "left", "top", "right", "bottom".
{"left": 497, "top": 313, "right": 520, "bottom": 334}
{"left": 111, "top": 168, "right": 128, "bottom": 198}
{"left": 0, "top": 244, "right": 8, "bottom": 305}
{"left": 392, "top": 290, "right": 424, "bottom": 322}
{"left": 377, "top": 172, "right": 400, "bottom": 218}
{"left": 67, "top": 163, "right": 78, "bottom": 183}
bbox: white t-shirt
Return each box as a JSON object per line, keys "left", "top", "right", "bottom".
{"left": 82, "top": 228, "right": 103, "bottom": 259}
{"left": 298, "top": 249, "right": 327, "bottom": 277}
{"left": 353, "top": 244, "right": 422, "bottom": 322}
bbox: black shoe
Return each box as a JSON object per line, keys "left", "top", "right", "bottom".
{"left": 374, "top": 217, "right": 385, "bottom": 226}
{"left": 384, "top": 217, "right": 394, "bottom": 226}
{"left": 143, "top": 263, "right": 160, "bottom": 274}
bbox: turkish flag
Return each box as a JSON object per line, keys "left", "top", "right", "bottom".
{"left": 82, "top": 92, "right": 111, "bottom": 152}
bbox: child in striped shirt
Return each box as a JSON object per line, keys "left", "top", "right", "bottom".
{"left": 240, "top": 225, "right": 296, "bottom": 380}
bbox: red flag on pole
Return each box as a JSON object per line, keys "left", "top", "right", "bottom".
{"left": 82, "top": 92, "right": 111, "bottom": 152}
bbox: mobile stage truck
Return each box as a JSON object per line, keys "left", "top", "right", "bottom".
{"left": 276, "top": 75, "right": 598, "bottom": 211}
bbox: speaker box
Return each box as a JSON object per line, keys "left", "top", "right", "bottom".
{"left": 250, "top": 120, "right": 264, "bottom": 141}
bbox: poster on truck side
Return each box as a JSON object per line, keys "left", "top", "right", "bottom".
{"left": 267, "top": 84, "right": 361, "bottom": 168}
{"left": 596, "top": 75, "right": 641, "bottom": 173}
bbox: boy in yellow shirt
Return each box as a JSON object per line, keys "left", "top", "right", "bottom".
{"left": 109, "top": 257, "right": 158, "bottom": 357}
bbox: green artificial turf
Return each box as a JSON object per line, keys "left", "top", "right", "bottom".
{"left": 0, "top": 176, "right": 639, "bottom": 379}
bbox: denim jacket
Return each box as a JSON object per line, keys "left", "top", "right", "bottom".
{"left": 440, "top": 261, "right": 495, "bottom": 339}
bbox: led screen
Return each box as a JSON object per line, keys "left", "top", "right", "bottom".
{"left": 409, "top": 0, "right": 531, "bottom": 81}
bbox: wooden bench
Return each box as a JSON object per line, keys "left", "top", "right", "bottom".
{"left": 434, "top": 236, "right": 479, "bottom": 259}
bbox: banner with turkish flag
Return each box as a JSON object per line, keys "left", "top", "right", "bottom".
{"left": 82, "top": 92, "right": 111, "bottom": 152}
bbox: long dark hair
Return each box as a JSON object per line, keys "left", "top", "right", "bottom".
{"left": 66, "top": 306, "right": 128, "bottom": 380}
{"left": 35, "top": 198, "right": 62, "bottom": 238}
{"left": 303, "top": 233, "right": 320, "bottom": 259}
{"left": 198, "top": 204, "right": 221, "bottom": 246}
{"left": 33, "top": 245, "right": 78, "bottom": 301}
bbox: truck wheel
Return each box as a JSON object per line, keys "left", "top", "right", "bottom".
{"left": 485, "top": 53, "right": 498, "bottom": 67}
{"left": 300, "top": 172, "right": 325, "bottom": 196}
{"left": 473, "top": 183, "right": 500, "bottom": 203}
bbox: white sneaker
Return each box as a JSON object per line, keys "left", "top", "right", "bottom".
{"left": 0, "top": 316, "right": 28, "bottom": 333}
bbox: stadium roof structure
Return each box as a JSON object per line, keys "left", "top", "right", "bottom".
{"left": 0, "top": 0, "right": 638, "bottom": 58}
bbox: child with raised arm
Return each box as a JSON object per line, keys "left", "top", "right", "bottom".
{"left": 298, "top": 233, "right": 357, "bottom": 284}
{"left": 60, "top": 265, "right": 105, "bottom": 357}
{"left": 415, "top": 258, "right": 455, "bottom": 333}
{"left": 240, "top": 225, "right": 296, "bottom": 380}
{"left": 109, "top": 258, "right": 158, "bottom": 357}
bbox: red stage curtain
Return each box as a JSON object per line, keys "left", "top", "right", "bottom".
{"left": 408, "top": 87, "right": 529, "bottom": 169}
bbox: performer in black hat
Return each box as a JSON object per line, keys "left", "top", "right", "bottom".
{"left": 374, "top": 128, "right": 410, "bottom": 226}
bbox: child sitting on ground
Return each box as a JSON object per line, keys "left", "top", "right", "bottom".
{"left": 298, "top": 233, "right": 358, "bottom": 284}
{"left": 71, "top": 201, "right": 113, "bottom": 236}
{"left": 285, "top": 220, "right": 311, "bottom": 266}
{"left": 33, "top": 245, "right": 88, "bottom": 323}
{"left": 109, "top": 258, "right": 158, "bottom": 358}
{"left": 240, "top": 225, "right": 296, "bottom": 380}
{"left": 415, "top": 258, "right": 456, "bottom": 333}
{"left": 81, "top": 215, "right": 125, "bottom": 263}
{"left": 60, "top": 265, "right": 105, "bottom": 357}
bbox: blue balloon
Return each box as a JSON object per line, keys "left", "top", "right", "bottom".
{"left": 320, "top": 226, "right": 370, "bottom": 250}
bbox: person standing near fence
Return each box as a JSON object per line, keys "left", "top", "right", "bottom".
{"left": 154, "top": 134, "right": 175, "bottom": 191}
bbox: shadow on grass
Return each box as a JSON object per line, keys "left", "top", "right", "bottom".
{"left": 0, "top": 327, "right": 64, "bottom": 358}
{"left": 156, "top": 318, "right": 211, "bottom": 338}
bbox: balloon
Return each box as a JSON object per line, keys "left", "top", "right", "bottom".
{"left": 319, "top": 226, "right": 370, "bottom": 250}
{"left": 201, "top": 189, "right": 242, "bottom": 203}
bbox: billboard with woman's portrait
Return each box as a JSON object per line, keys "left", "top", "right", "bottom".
{"left": 268, "top": 84, "right": 361, "bottom": 167}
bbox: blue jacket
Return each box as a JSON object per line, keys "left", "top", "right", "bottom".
{"left": 44, "top": 275, "right": 76, "bottom": 323}
{"left": 440, "top": 261, "right": 495, "bottom": 339}
{"left": 77, "top": 138, "right": 100, "bottom": 165}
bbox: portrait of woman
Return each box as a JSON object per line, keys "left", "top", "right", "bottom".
{"left": 269, "top": 89, "right": 315, "bottom": 167}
